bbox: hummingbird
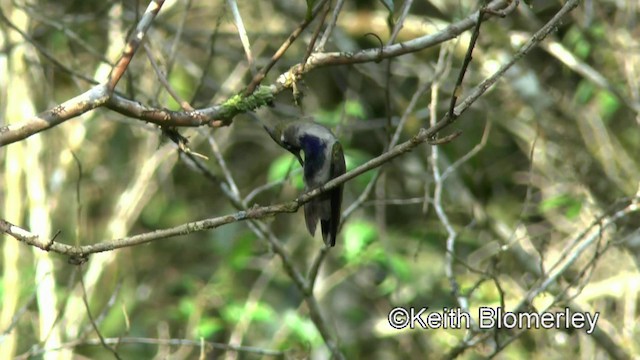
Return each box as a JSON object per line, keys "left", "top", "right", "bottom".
{"left": 264, "top": 120, "right": 346, "bottom": 247}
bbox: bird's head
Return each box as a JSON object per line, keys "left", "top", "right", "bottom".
{"left": 264, "top": 121, "right": 305, "bottom": 167}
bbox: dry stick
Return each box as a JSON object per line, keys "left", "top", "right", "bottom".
{"left": 150, "top": 0, "right": 193, "bottom": 102}
{"left": 309, "top": 0, "right": 418, "bottom": 291}
{"left": 79, "top": 268, "right": 122, "bottom": 360}
{"left": 165, "top": 0, "right": 193, "bottom": 78}
{"left": 447, "top": 6, "right": 487, "bottom": 118}
{"left": 183, "top": 135, "right": 344, "bottom": 358}
{"left": 243, "top": 0, "right": 330, "bottom": 96}
{"left": 191, "top": 9, "right": 226, "bottom": 106}
{"left": 377, "top": 0, "right": 417, "bottom": 237}
{"left": 0, "top": 286, "right": 39, "bottom": 338}
{"left": 107, "top": 0, "right": 165, "bottom": 93}
{"left": 145, "top": 38, "right": 212, "bottom": 159}
{"left": 384, "top": 0, "right": 415, "bottom": 138}
{"left": 341, "top": 52, "right": 446, "bottom": 225}
{"left": 22, "top": 6, "right": 113, "bottom": 65}
{"left": 227, "top": 0, "right": 256, "bottom": 75}
{"left": 306, "top": 246, "right": 329, "bottom": 292}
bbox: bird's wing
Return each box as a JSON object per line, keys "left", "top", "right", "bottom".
{"left": 304, "top": 200, "right": 319, "bottom": 237}
{"left": 325, "top": 141, "right": 346, "bottom": 246}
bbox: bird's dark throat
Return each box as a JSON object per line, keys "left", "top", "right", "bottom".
{"left": 299, "top": 134, "right": 326, "bottom": 180}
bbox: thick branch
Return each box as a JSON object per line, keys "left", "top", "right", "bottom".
{"left": 106, "top": 0, "right": 165, "bottom": 92}
{"left": 0, "top": 0, "right": 165, "bottom": 146}
{"left": 0, "top": 86, "right": 109, "bottom": 146}
{"left": 2, "top": 130, "right": 456, "bottom": 258}
{"left": 0, "top": 0, "right": 509, "bottom": 146}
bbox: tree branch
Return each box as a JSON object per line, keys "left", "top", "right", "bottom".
{"left": 0, "top": 0, "right": 510, "bottom": 146}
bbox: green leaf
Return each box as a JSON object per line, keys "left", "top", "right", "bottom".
{"left": 195, "top": 318, "right": 223, "bottom": 338}
{"left": 317, "top": 100, "right": 368, "bottom": 126}
{"left": 345, "top": 150, "right": 374, "bottom": 188}
{"left": 222, "top": 302, "right": 275, "bottom": 323}
{"left": 284, "top": 311, "right": 322, "bottom": 344}
{"left": 305, "top": 0, "right": 317, "bottom": 21}
{"left": 377, "top": 276, "right": 398, "bottom": 295}
{"left": 178, "top": 298, "right": 196, "bottom": 318}
{"left": 539, "top": 194, "right": 583, "bottom": 220}
{"left": 596, "top": 90, "right": 620, "bottom": 121}
{"left": 343, "top": 220, "right": 378, "bottom": 263}
{"left": 386, "top": 254, "right": 411, "bottom": 281}
{"left": 563, "top": 27, "right": 590, "bottom": 60}
{"left": 267, "top": 155, "right": 304, "bottom": 189}
{"left": 574, "top": 81, "right": 594, "bottom": 104}
{"left": 588, "top": 23, "right": 605, "bottom": 40}
{"left": 316, "top": 108, "right": 341, "bottom": 126}
{"left": 564, "top": 201, "right": 582, "bottom": 220}
{"left": 345, "top": 100, "right": 366, "bottom": 119}
{"left": 166, "top": 67, "right": 194, "bottom": 110}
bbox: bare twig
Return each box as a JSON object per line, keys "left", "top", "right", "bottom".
{"left": 302, "top": 0, "right": 332, "bottom": 67}
{"left": 0, "top": 8, "right": 100, "bottom": 85}
{"left": 244, "top": 0, "right": 331, "bottom": 95}
{"left": 227, "top": 0, "right": 256, "bottom": 75}
{"left": 447, "top": 5, "right": 489, "bottom": 118}
{"left": 316, "top": 0, "right": 346, "bottom": 51}
{"left": 79, "top": 267, "right": 121, "bottom": 359}
{"left": 107, "top": 0, "right": 165, "bottom": 92}
{"left": 144, "top": 43, "right": 194, "bottom": 111}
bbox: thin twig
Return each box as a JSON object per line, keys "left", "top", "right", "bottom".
{"left": 144, "top": 43, "right": 194, "bottom": 111}
{"left": 79, "top": 267, "right": 121, "bottom": 359}
{"left": 18, "top": 337, "right": 284, "bottom": 358}
{"left": 316, "top": 0, "right": 346, "bottom": 51}
{"left": 227, "top": 0, "right": 256, "bottom": 75}
{"left": 243, "top": 0, "right": 331, "bottom": 95}
{"left": 447, "top": 5, "right": 487, "bottom": 118}
{"left": 107, "top": 0, "right": 165, "bottom": 92}
{"left": 302, "top": 0, "right": 332, "bottom": 67}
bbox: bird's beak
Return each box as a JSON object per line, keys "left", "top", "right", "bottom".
{"left": 263, "top": 124, "right": 279, "bottom": 144}
{"left": 292, "top": 150, "right": 304, "bottom": 167}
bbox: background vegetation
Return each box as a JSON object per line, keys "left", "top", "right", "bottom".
{"left": 1, "top": 0, "right": 639, "bottom": 359}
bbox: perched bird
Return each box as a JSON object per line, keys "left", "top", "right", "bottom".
{"left": 264, "top": 120, "right": 346, "bottom": 246}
